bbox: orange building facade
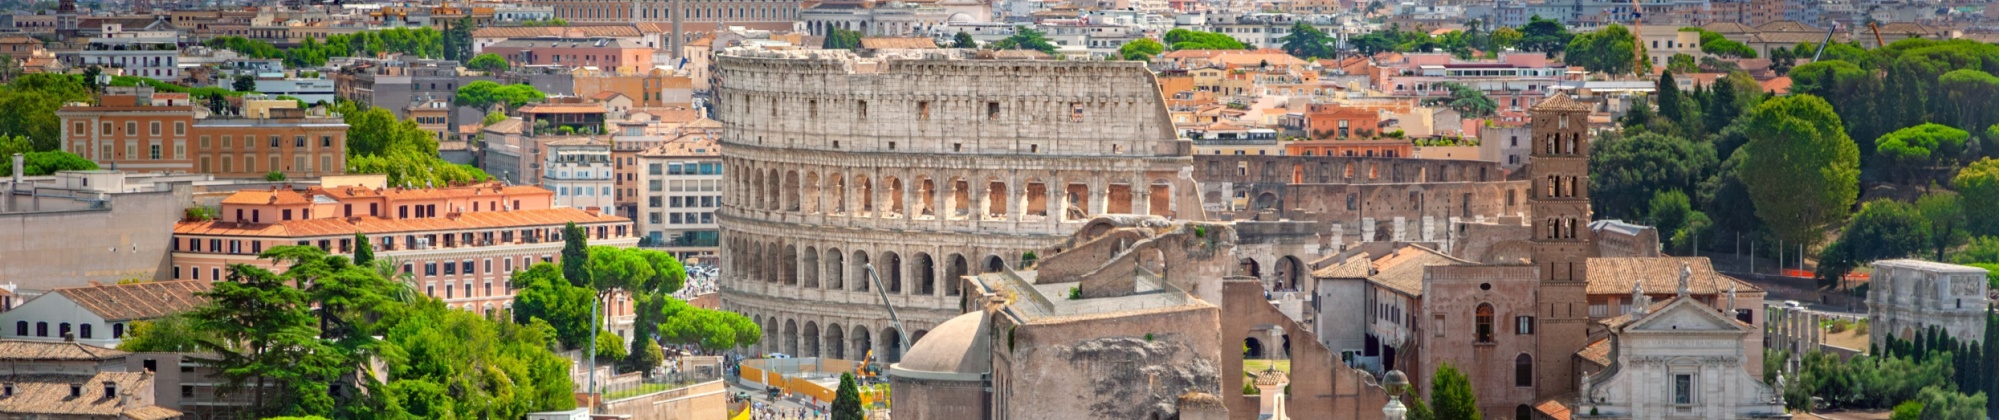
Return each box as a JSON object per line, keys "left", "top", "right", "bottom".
{"left": 171, "top": 182, "right": 640, "bottom": 319}
{"left": 58, "top": 88, "right": 349, "bottom": 178}
{"left": 1283, "top": 139, "right": 1414, "bottom": 158}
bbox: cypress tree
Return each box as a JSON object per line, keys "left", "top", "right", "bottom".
{"left": 353, "top": 233, "right": 374, "bottom": 266}
{"left": 833, "top": 372, "right": 865, "bottom": 420}
{"left": 1985, "top": 306, "right": 1997, "bottom": 416}
{"left": 1706, "top": 76, "right": 1740, "bottom": 130}
{"left": 1431, "top": 363, "right": 1482, "bottom": 420}
{"left": 1657, "top": 71, "right": 1685, "bottom": 128}
{"left": 561, "top": 222, "right": 590, "bottom": 287}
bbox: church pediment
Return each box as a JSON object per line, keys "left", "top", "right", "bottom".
{"left": 1626, "top": 298, "right": 1744, "bottom": 333}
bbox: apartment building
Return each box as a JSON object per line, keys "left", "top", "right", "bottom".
{"left": 75, "top": 30, "right": 180, "bottom": 79}
{"left": 542, "top": 138, "right": 615, "bottom": 213}
{"left": 1372, "top": 53, "right": 1566, "bottom": 113}
{"left": 635, "top": 133, "right": 721, "bottom": 259}
{"left": 170, "top": 179, "right": 638, "bottom": 316}
{"left": 57, "top": 87, "right": 349, "bottom": 178}
{"left": 482, "top": 36, "right": 655, "bottom": 71}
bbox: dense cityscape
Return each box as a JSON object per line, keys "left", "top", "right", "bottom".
{"left": 0, "top": 0, "right": 1991, "bottom": 418}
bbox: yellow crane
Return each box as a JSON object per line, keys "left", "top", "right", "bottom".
{"left": 1868, "top": 21, "right": 1886, "bottom": 48}
{"left": 1628, "top": 0, "right": 1649, "bottom": 76}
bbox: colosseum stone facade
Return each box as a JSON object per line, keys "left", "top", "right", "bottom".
{"left": 713, "top": 48, "right": 1202, "bottom": 363}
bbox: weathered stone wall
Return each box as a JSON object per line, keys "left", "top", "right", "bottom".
{"left": 1000, "top": 306, "right": 1224, "bottom": 419}
{"left": 1219, "top": 277, "right": 1391, "bottom": 420}
{"left": 713, "top": 49, "right": 1204, "bottom": 363}
{"left": 1192, "top": 154, "right": 1529, "bottom": 250}
{"left": 1417, "top": 264, "right": 1543, "bottom": 417}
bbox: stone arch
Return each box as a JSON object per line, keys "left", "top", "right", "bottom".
{"left": 1239, "top": 258, "right": 1262, "bottom": 278}
{"left": 985, "top": 177, "right": 1009, "bottom": 219}
{"left": 885, "top": 176, "right": 906, "bottom": 217}
{"left": 825, "top": 248, "right": 845, "bottom": 290}
{"left": 829, "top": 173, "right": 847, "bottom": 213}
{"left": 1514, "top": 353, "right": 1534, "bottom": 387}
{"left": 784, "top": 170, "right": 800, "bottom": 212}
{"left": 767, "top": 169, "right": 783, "bottom": 211}
{"left": 1253, "top": 191, "right": 1280, "bottom": 210}
{"left": 1022, "top": 177, "right": 1049, "bottom": 218}
{"left": 803, "top": 172, "right": 821, "bottom": 213}
{"left": 915, "top": 252, "right": 937, "bottom": 296}
{"left": 825, "top": 323, "right": 846, "bottom": 359}
{"left": 801, "top": 246, "right": 820, "bottom": 288}
{"left": 948, "top": 176, "right": 971, "bottom": 219}
{"left": 784, "top": 319, "right": 799, "bottom": 356}
{"left": 852, "top": 326, "right": 872, "bottom": 362}
{"left": 916, "top": 175, "right": 937, "bottom": 217}
{"left": 881, "top": 327, "right": 904, "bottom": 363}
{"left": 784, "top": 244, "right": 800, "bottom": 285}
{"left": 851, "top": 251, "right": 872, "bottom": 292}
{"left": 752, "top": 170, "right": 767, "bottom": 211}
{"left": 945, "top": 254, "right": 967, "bottom": 296}
{"left": 802, "top": 321, "right": 821, "bottom": 358}
{"left": 762, "top": 317, "right": 778, "bottom": 355}
{"left": 984, "top": 254, "right": 1006, "bottom": 273}
{"left": 1516, "top": 405, "right": 1533, "bottom": 420}
{"left": 1274, "top": 255, "right": 1306, "bottom": 292}
{"left": 1063, "top": 181, "right": 1092, "bottom": 221}
{"left": 856, "top": 175, "right": 874, "bottom": 214}
{"left": 882, "top": 251, "right": 904, "bottom": 293}
{"left": 1244, "top": 336, "right": 1266, "bottom": 359}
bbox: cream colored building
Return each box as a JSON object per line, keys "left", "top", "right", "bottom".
{"left": 1576, "top": 285, "right": 1790, "bottom": 420}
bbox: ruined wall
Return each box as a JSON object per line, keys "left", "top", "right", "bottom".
{"left": 1001, "top": 306, "right": 1224, "bottom": 420}
{"left": 713, "top": 50, "right": 1203, "bottom": 363}
{"left": 1192, "top": 155, "right": 1529, "bottom": 249}
{"left": 1220, "top": 278, "right": 1391, "bottom": 420}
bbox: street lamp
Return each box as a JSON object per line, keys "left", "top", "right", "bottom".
{"left": 1382, "top": 369, "right": 1409, "bottom": 420}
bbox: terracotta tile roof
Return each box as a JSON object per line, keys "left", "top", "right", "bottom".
{"left": 1311, "top": 254, "right": 1373, "bottom": 278}
{"left": 1700, "top": 21, "right": 1756, "bottom": 34}
{"left": 1367, "top": 245, "right": 1470, "bottom": 295}
{"left": 860, "top": 37, "right": 936, "bottom": 49}
{"left": 174, "top": 207, "right": 624, "bottom": 238}
{"left": 518, "top": 103, "right": 608, "bottom": 114}
{"left": 1755, "top": 20, "right": 1816, "bottom": 32}
{"left": 0, "top": 372, "right": 176, "bottom": 418}
{"left": 483, "top": 118, "right": 524, "bottom": 134}
{"left": 1530, "top": 93, "right": 1591, "bottom": 112}
{"left": 1576, "top": 337, "right": 1612, "bottom": 368}
{"left": 1760, "top": 76, "right": 1791, "bottom": 95}
{"left": 589, "top": 91, "right": 627, "bottom": 101}
{"left": 1585, "top": 257, "right": 1759, "bottom": 295}
{"left": 0, "top": 340, "right": 127, "bottom": 361}
{"left": 221, "top": 189, "right": 311, "bottom": 205}
{"left": 639, "top": 135, "right": 719, "bottom": 157}
{"left": 1596, "top": 298, "right": 1676, "bottom": 329}
{"left": 51, "top": 280, "right": 211, "bottom": 322}
{"left": 1532, "top": 398, "right": 1572, "bottom": 420}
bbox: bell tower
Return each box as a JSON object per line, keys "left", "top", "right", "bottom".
{"left": 1527, "top": 93, "right": 1593, "bottom": 400}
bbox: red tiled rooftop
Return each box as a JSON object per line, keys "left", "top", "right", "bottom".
{"left": 175, "top": 207, "right": 625, "bottom": 238}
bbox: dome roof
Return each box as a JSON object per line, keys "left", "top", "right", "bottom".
{"left": 890, "top": 310, "right": 991, "bottom": 377}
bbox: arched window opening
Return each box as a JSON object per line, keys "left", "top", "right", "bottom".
{"left": 1475, "top": 304, "right": 1495, "bottom": 343}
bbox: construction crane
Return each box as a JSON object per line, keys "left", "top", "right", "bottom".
{"left": 1811, "top": 22, "right": 1839, "bottom": 61}
{"left": 1868, "top": 21, "right": 1886, "bottom": 48}
{"left": 860, "top": 263, "right": 910, "bottom": 382}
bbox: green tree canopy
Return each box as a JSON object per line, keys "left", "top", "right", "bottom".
{"left": 116, "top": 313, "right": 215, "bottom": 353}
{"left": 510, "top": 263, "right": 597, "bottom": 349}
{"left": 1647, "top": 190, "right": 1701, "bottom": 250}
{"left": 1278, "top": 21, "right": 1336, "bottom": 59}
{"left": 1516, "top": 15, "right": 1574, "bottom": 57}
{"left": 1430, "top": 363, "right": 1481, "bottom": 420}
{"left": 822, "top": 28, "right": 863, "bottom": 50}
{"left": 1119, "top": 38, "right": 1164, "bottom": 61}
{"left": 833, "top": 373, "right": 865, "bottom": 420}
{"left": 1816, "top": 199, "right": 1927, "bottom": 283}
{"left": 1588, "top": 131, "right": 1718, "bottom": 220}
{"left": 465, "top": 53, "right": 509, "bottom": 73}
{"left": 953, "top": 31, "right": 976, "bottom": 48}
{"left": 1874, "top": 123, "right": 1969, "bottom": 183}
{"left": 1564, "top": 24, "right": 1648, "bottom": 76}
{"left": 1421, "top": 82, "right": 1496, "bottom": 118}
{"left": 1665, "top": 53, "right": 1699, "bottom": 74}
{"left": 1738, "top": 95, "right": 1860, "bottom": 248}
{"left": 482, "top": 111, "right": 508, "bottom": 126}
{"left": 1916, "top": 192, "right": 1966, "bottom": 261}
{"left": 1953, "top": 157, "right": 1997, "bottom": 237}
{"left": 991, "top": 26, "right": 1058, "bottom": 55}
{"left": 1938, "top": 69, "right": 1998, "bottom": 134}
{"left": 1161, "top": 28, "right": 1249, "bottom": 50}
{"left": 0, "top": 150, "right": 97, "bottom": 176}
{"left": 454, "top": 81, "right": 546, "bottom": 112}
{"left": 0, "top": 73, "right": 93, "bottom": 150}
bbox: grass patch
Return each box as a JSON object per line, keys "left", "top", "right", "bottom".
{"left": 1243, "top": 359, "right": 1291, "bottom": 375}
{"left": 603, "top": 383, "right": 673, "bottom": 400}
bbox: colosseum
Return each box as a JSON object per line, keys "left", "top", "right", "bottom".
{"left": 713, "top": 48, "right": 1203, "bottom": 363}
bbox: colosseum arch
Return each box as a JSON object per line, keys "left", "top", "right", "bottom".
{"left": 915, "top": 252, "right": 937, "bottom": 296}
{"left": 803, "top": 172, "right": 820, "bottom": 213}
{"left": 1022, "top": 178, "right": 1049, "bottom": 219}
{"left": 856, "top": 175, "right": 874, "bottom": 214}
{"left": 752, "top": 170, "right": 767, "bottom": 211}
{"left": 767, "top": 169, "right": 783, "bottom": 211}
{"left": 1149, "top": 179, "right": 1174, "bottom": 218}
{"left": 885, "top": 176, "right": 906, "bottom": 217}
{"left": 948, "top": 176, "right": 971, "bottom": 219}
{"left": 783, "top": 244, "right": 800, "bottom": 285}
{"left": 880, "top": 327, "right": 904, "bottom": 363}
{"left": 1107, "top": 182, "right": 1134, "bottom": 214}
{"left": 828, "top": 173, "right": 847, "bottom": 214}
{"left": 784, "top": 171, "right": 801, "bottom": 212}
{"left": 916, "top": 176, "right": 937, "bottom": 218}
{"left": 801, "top": 246, "right": 820, "bottom": 288}
{"left": 825, "top": 323, "right": 846, "bottom": 359}
{"left": 762, "top": 317, "right": 778, "bottom": 355}
{"left": 784, "top": 319, "right": 799, "bottom": 356}
{"left": 945, "top": 254, "right": 967, "bottom": 296}
{"left": 1063, "top": 181, "right": 1091, "bottom": 221}
{"left": 824, "top": 248, "right": 845, "bottom": 290}
{"left": 986, "top": 177, "right": 1008, "bottom": 219}
{"left": 851, "top": 326, "right": 872, "bottom": 361}
{"left": 851, "top": 251, "right": 872, "bottom": 292}
{"left": 802, "top": 321, "right": 821, "bottom": 358}
{"left": 882, "top": 251, "right": 904, "bottom": 293}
